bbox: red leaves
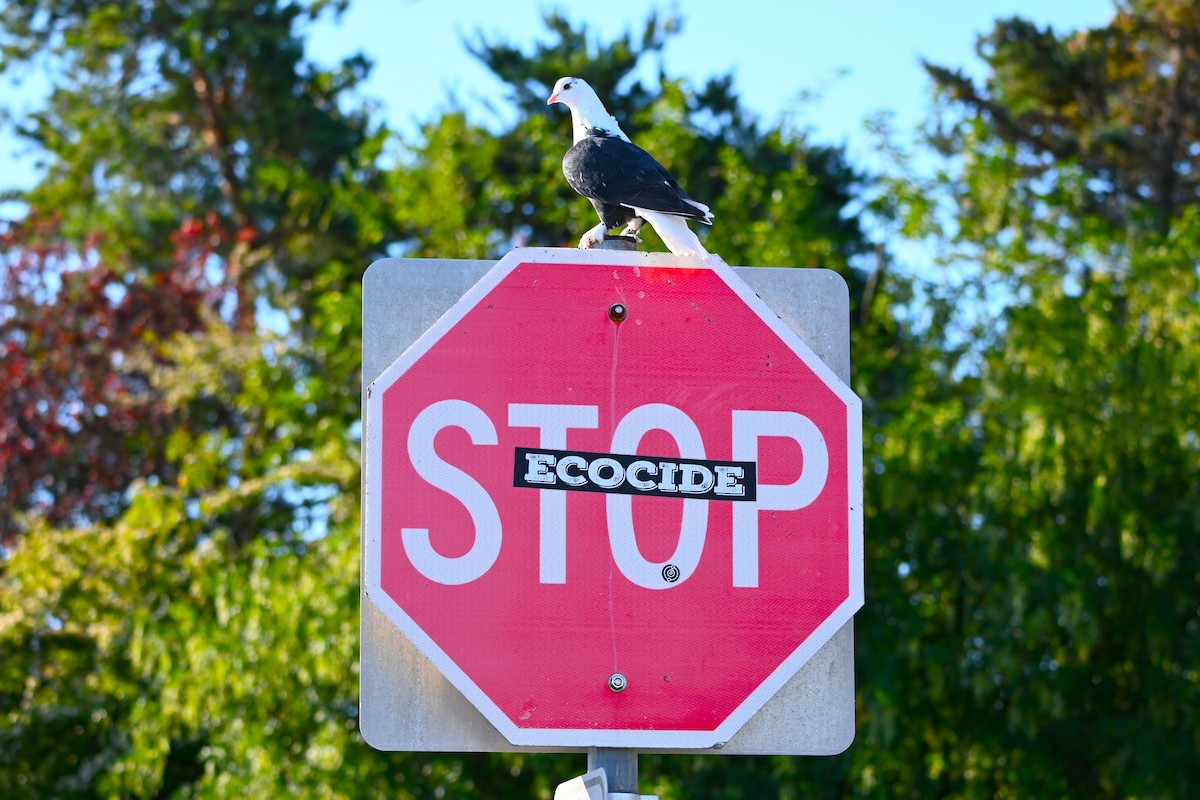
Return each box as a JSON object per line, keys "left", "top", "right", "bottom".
{"left": 0, "top": 214, "right": 227, "bottom": 544}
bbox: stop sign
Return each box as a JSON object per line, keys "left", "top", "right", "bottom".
{"left": 364, "top": 248, "right": 862, "bottom": 749}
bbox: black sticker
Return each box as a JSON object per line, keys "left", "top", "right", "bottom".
{"left": 514, "top": 447, "right": 757, "bottom": 502}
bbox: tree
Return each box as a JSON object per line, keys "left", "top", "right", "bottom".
{"left": 1, "top": 1, "right": 403, "bottom": 796}
{"left": 922, "top": 0, "right": 1200, "bottom": 235}
{"left": 840, "top": 2, "right": 1200, "bottom": 797}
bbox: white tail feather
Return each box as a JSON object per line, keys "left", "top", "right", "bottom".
{"left": 684, "top": 198, "right": 713, "bottom": 223}
{"left": 636, "top": 209, "right": 709, "bottom": 257}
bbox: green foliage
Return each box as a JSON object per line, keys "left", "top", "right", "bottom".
{"left": 2, "top": 2, "right": 1198, "bottom": 799}
{"left": 922, "top": 0, "right": 1200, "bottom": 234}
{"left": 846, "top": 3, "right": 1200, "bottom": 796}
{"left": 1, "top": 1, "right": 396, "bottom": 796}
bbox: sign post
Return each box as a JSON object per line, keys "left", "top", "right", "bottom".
{"left": 361, "top": 248, "right": 863, "bottom": 790}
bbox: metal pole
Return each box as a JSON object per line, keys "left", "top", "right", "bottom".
{"left": 587, "top": 748, "right": 638, "bottom": 795}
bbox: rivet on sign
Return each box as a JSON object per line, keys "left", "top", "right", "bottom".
{"left": 662, "top": 563, "right": 681, "bottom": 583}
{"left": 608, "top": 303, "right": 627, "bottom": 323}
{"left": 608, "top": 673, "right": 627, "bottom": 693}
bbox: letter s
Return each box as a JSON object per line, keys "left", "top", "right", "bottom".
{"left": 401, "top": 400, "right": 502, "bottom": 585}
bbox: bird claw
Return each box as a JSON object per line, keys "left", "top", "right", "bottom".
{"left": 578, "top": 223, "right": 608, "bottom": 250}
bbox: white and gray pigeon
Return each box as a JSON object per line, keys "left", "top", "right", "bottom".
{"left": 547, "top": 77, "right": 713, "bottom": 257}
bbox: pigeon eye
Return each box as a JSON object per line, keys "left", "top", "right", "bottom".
{"left": 563, "top": 82, "right": 573, "bottom": 90}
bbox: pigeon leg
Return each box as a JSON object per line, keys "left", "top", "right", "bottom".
{"left": 619, "top": 216, "right": 645, "bottom": 242}
{"left": 578, "top": 221, "right": 608, "bottom": 249}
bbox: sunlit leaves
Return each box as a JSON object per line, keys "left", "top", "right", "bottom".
{"left": 857, "top": 4, "right": 1200, "bottom": 796}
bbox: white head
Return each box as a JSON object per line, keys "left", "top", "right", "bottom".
{"left": 547, "top": 77, "right": 628, "bottom": 143}
{"left": 546, "top": 76, "right": 598, "bottom": 109}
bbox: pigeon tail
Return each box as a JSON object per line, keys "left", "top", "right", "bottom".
{"left": 684, "top": 198, "right": 714, "bottom": 224}
{"left": 635, "top": 209, "right": 709, "bottom": 257}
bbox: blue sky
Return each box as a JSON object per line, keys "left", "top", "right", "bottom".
{"left": 302, "top": 1, "right": 1116, "bottom": 155}
{"left": 1, "top": 0, "right": 1116, "bottom": 199}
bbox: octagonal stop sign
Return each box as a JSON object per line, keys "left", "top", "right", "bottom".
{"left": 364, "top": 248, "right": 863, "bottom": 749}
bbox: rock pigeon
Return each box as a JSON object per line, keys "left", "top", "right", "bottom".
{"left": 547, "top": 77, "right": 713, "bottom": 257}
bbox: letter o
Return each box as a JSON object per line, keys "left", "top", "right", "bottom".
{"left": 587, "top": 457, "right": 625, "bottom": 489}
{"left": 607, "top": 403, "right": 708, "bottom": 589}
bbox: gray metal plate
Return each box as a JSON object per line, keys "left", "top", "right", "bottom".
{"left": 360, "top": 254, "right": 856, "bottom": 755}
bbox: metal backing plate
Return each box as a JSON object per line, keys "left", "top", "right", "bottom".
{"left": 360, "top": 253, "right": 857, "bottom": 754}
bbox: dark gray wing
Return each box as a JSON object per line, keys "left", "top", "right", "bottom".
{"left": 562, "top": 131, "right": 710, "bottom": 222}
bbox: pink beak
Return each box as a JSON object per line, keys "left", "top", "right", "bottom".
{"left": 547, "top": 94, "right": 558, "bottom": 105}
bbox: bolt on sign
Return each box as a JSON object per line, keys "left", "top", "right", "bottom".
{"left": 362, "top": 249, "right": 863, "bottom": 752}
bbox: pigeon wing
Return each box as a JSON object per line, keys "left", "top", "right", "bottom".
{"left": 563, "top": 132, "right": 711, "bottom": 223}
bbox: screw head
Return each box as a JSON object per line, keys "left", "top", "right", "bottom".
{"left": 608, "top": 673, "right": 627, "bottom": 693}
{"left": 608, "top": 302, "right": 627, "bottom": 323}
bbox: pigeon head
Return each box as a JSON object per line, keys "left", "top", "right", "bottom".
{"left": 547, "top": 77, "right": 594, "bottom": 108}
{"left": 548, "top": 77, "right": 630, "bottom": 144}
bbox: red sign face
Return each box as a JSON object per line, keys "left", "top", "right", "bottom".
{"left": 365, "top": 249, "right": 863, "bottom": 749}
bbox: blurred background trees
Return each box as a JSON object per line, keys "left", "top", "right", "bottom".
{"left": 1, "top": 1, "right": 1196, "bottom": 797}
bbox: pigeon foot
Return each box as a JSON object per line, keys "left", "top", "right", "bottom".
{"left": 578, "top": 222, "right": 608, "bottom": 249}
{"left": 619, "top": 217, "right": 645, "bottom": 242}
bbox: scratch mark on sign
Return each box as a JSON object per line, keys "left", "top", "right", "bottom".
{"left": 609, "top": 559, "right": 620, "bottom": 674}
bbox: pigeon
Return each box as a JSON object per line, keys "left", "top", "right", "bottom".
{"left": 547, "top": 77, "right": 713, "bottom": 257}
